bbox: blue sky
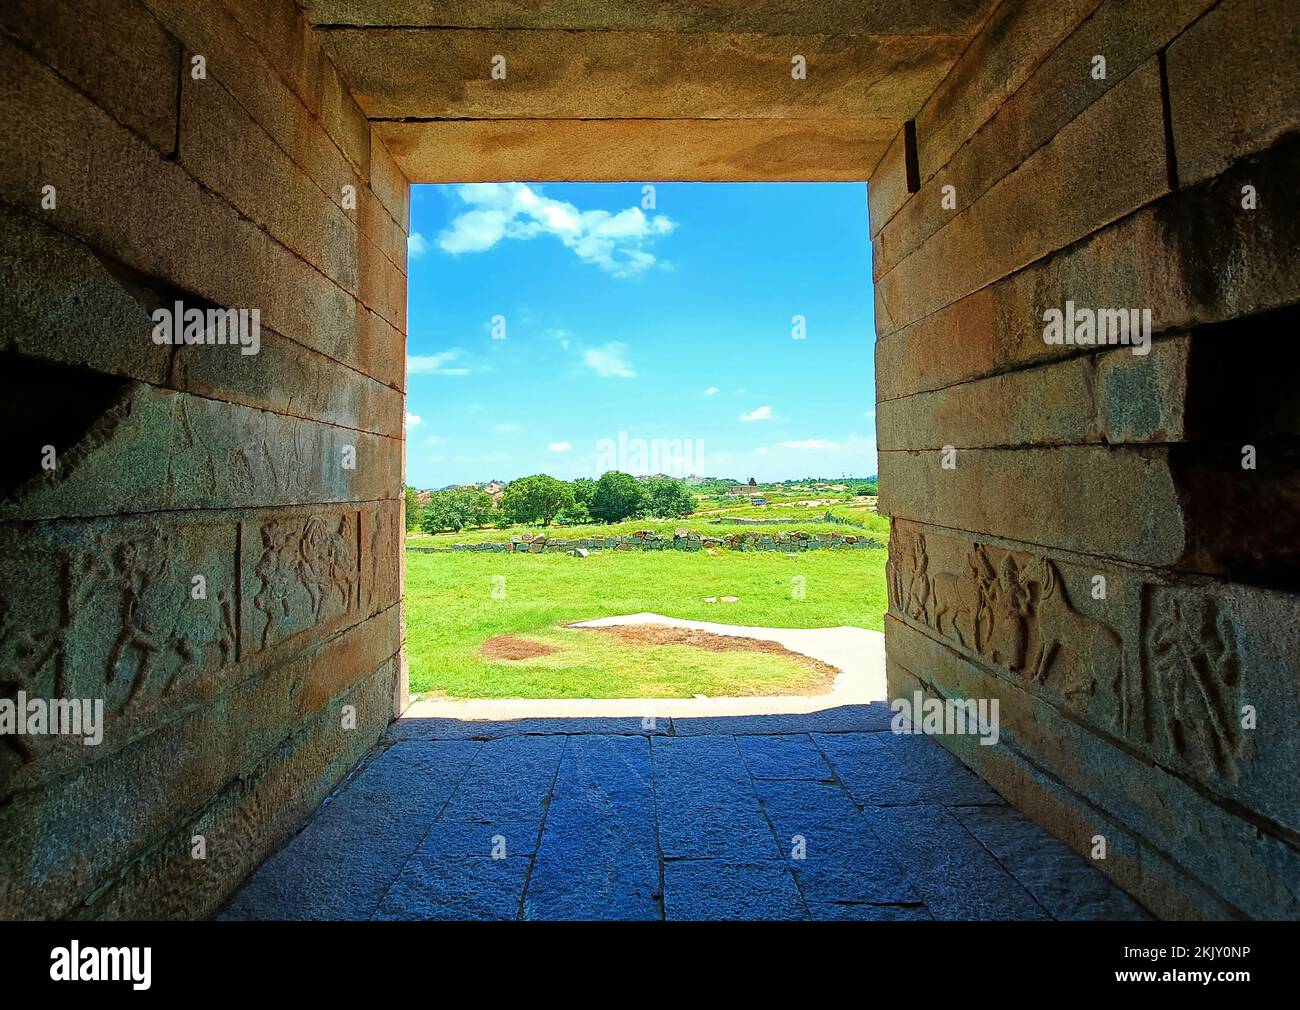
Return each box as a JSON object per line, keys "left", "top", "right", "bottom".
{"left": 404, "top": 182, "right": 876, "bottom": 489}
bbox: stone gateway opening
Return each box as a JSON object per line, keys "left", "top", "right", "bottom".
{"left": 1, "top": 0, "right": 1297, "bottom": 927}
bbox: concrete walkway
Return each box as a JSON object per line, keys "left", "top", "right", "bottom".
{"left": 221, "top": 620, "right": 1147, "bottom": 921}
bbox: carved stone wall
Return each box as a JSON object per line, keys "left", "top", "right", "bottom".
{"left": 872, "top": 0, "right": 1300, "bottom": 919}
{"left": 0, "top": 0, "right": 408, "bottom": 918}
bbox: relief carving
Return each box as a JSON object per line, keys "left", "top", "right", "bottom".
{"left": 891, "top": 531, "right": 1123, "bottom": 713}
{"left": 1146, "top": 592, "right": 1245, "bottom": 781}
{"left": 0, "top": 524, "right": 237, "bottom": 763}
{"left": 252, "top": 512, "right": 360, "bottom": 652}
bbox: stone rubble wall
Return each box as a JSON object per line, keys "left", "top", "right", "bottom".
{"left": 408, "top": 529, "right": 886, "bottom": 553}
{"left": 871, "top": 0, "right": 1300, "bottom": 919}
{"left": 0, "top": 0, "right": 409, "bottom": 919}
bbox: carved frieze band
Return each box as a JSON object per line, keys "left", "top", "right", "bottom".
{"left": 887, "top": 526, "right": 1248, "bottom": 784}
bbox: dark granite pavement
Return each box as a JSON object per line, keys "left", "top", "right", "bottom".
{"left": 220, "top": 704, "right": 1148, "bottom": 921}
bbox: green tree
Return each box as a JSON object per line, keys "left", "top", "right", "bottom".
{"left": 419, "top": 486, "right": 493, "bottom": 533}
{"left": 403, "top": 485, "right": 423, "bottom": 532}
{"left": 641, "top": 476, "right": 697, "bottom": 518}
{"left": 500, "top": 474, "right": 574, "bottom": 526}
{"left": 590, "top": 470, "right": 645, "bottom": 522}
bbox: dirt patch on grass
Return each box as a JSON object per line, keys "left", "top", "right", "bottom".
{"left": 481, "top": 635, "right": 561, "bottom": 661}
{"left": 576, "top": 624, "right": 839, "bottom": 681}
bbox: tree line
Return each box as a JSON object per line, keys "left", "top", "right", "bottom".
{"left": 406, "top": 472, "right": 699, "bottom": 533}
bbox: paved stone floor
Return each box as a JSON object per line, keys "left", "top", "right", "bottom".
{"left": 220, "top": 704, "right": 1149, "bottom": 921}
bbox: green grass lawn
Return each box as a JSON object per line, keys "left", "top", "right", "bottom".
{"left": 404, "top": 548, "right": 888, "bottom": 699}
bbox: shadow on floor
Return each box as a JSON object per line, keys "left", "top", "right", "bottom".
{"left": 219, "top": 703, "right": 1149, "bottom": 921}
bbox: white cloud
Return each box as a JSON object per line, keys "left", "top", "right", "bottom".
{"left": 780, "top": 439, "right": 838, "bottom": 450}
{"left": 547, "top": 442, "right": 572, "bottom": 453}
{"left": 704, "top": 386, "right": 719, "bottom": 396}
{"left": 408, "top": 350, "right": 472, "bottom": 376}
{"left": 438, "top": 183, "right": 677, "bottom": 277}
{"left": 408, "top": 232, "right": 429, "bottom": 259}
{"left": 740, "top": 405, "right": 773, "bottom": 422}
{"left": 583, "top": 342, "right": 636, "bottom": 378}
{"left": 405, "top": 412, "right": 422, "bottom": 427}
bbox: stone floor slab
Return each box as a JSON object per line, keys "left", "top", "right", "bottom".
{"left": 808, "top": 901, "right": 932, "bottom": 921}
{"left": 652, "top": 736, "right": 781, "bottom": 861}
{"left": 672, "top": 703, "right": 894, "bottom": 737}
{"left": 523, "top": 735, "right": 661, "bottom": 920}
{"left": 373, "top": 856, "right": 530, "bottom": 921}
{"left": 814, "top": 731, "right": 1005, "bottom": 806}
{"left": 862, "top": 804, "right": 1051, "bottom": 921}
{"left": 218, "top": 740, "right": 480, "bottom": 920}
{"left": 951, "top": 805, "right": 1151, "bottom": 920}
{"left": 754, "top": 777, "right": 918, "bottom": 905}
{"left": 663, "top": 861, "right": 807, "bottom": 921}
{"left": 736, "top": 734, "right": 834, "bottom": 780}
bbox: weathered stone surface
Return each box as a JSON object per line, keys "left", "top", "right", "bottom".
{"left": 372, "top": 855, "right": 530, "bottom": 920}
{"left": 885, "top": 520, "right": 1300, "bottom": 830}
{"left": 0, "top": 38, "right": 375, "bottom": 376}
{"left": 436, "top": 734, "right": 565, "bottom": 829}
{"left": 319, "top": 28, "right": 961, "bottom": 122}
{"left": 304, "top": 0, "right": 996, "bottom": 35}
{"left": 862, "top": 803, "right": 1051, "bottom": 920}
{"left": 376, "top": 117, "right": 896, "bottom": 183}
{"left": 0, "top": 384, "right": 400, "bottom": 521}
{"left": 877, "top": 338, "right": 1192, "bottom": 450}
{"left": 0, "top": 0, "right": 179, "bottom": 153}
{"left": 735, "top": 734, "right": 833, "bottom": 781}
{"left": 753, "top": 778, "right": 917, "bottom": 905}
{"left": 0, "top": 203, "right": 169, "bottom": 384}
{"left": 911, "top": 0, "right": 1104, "bottom": 183}
{"left": 524, "top": 735, "right": 660, "bottom": 919}
{"left": 876, "top": 130, "right": 1300, "bottom": 364}
{"left": 873, "top": 0, "right": 1217, "bottom": 273}
{"left": 368, "top": 134, "right": 409, "bottom": 234}
{"left": 952, "top": 805, "right": 1150, "bottom": 920}
{"left": 0, "top": 611, "right": 400, "bottom": 918}
{"left": 877, "top": 60, "right": 1169, "bottom": 329}
{"left": 77, "top": 657, "right": 399, "bottom": 920}
{"left": 879, "top": 445, "right": 1186, "bottom": 567}
{"left": 809, "top": 901, "right": 931, "bottom": 920}
{"left": 886, "top": 617, "right": 1300, "bottom": 919}
{"left": 813, "top": 731, "right": 1004, "bottom": 807}
{"left": 178, "top": 69, "right": 361, "bottom": 296}
{"left": 1167, "top": 0, "right": 1300, "bottom": 186}
{"left": 173, "top": 326, "right": 403, "bottom": 437}
{"left": 652, "top": 736, "right": 780, "bottom": 861}
{"left": 219, "top": 740, "right": 478, "bottom": 919}
{"left": 663, "top": 861, "right": 806, "bottom": 921}
{"left": 866, "top": 129, "right": 908, "bottom": 237}
{"left": 220, "top": 0, "right": 372, "bottom": 175}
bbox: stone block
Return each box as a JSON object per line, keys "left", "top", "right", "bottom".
{"left": 1167, "top": 0, "right": 1300, "bottom": 186}
{"left": 178, "top": 69, "right": 361, "bottom": 294}
{"left": 0, "top": 38, "right": 365, "bottom": 374}
{"left": 877, "top": 59, "right": 1169, "bottom": 331}
{"left": 877, "top": 337, "right": 1192, "bottom": 450}
{"left": 663, "top": 861, "right": 806, "bottom": 921}
{"left": 74, "top": 657, "right": 399, "bottom": 920}
{"left": 317, "top": 27, "right": 960, "bottom": 122}
{"left": 0, "top": 203, "right": 169, "bottom": 384}
{"left": 875, "top": 0, "right": 1217, "bottom": 276}
{"left": 524, "top": 735, "right": 659, "bottom": 920}
{"left": 369, "top": 134, "right": 409, "bottom": 234}
{"left": 0, "top": 0, "right": 178, "bottom": 153}
{"left": 912, "top": 0, "right": 1104, "bottom": 180}
{"left": 0, "top": 384, "right": 400, "bottom": 521}
{"left": 376, "top": 117, "right": 895, "bottom": 183}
